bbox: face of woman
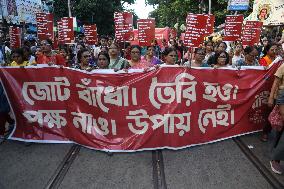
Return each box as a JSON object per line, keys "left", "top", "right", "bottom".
{"left": 218, "top": 43, "right": 227, "bottom": 52}
{"left": 195, "top": 50, "right": 205, "bottom": 62}
{"left": 147, "top": 47, "right": 155, "bottom": 57}
{"left": 131, "top": 47, "right": 141, "bottom": 62}
{"left": 109, "top": 44, "right": 119, "bottom": 57}
{"left": 12, "top": 53, "right": 23, "bottom": 64}
{"left": 100, "top": 47, "right": 108, "bottom": 54}
{"left": 245, "top": 49, "right": 258, "bottom": 64}
{"left": 97, "top": 54, "right": 109, "bottom": 69}
{"left": 217, "top": 52, "right": 227, "bottom": 66}
{"left": 59, "top": 49, "right": 67, "bottom": 58}
{"left": 165, "top": 51, "right": 177, "bottom": 65}
{"left": 80, "top": 51, "right": 91, "bottom": 65}
{"left": 206, "top": 43, "right": 213, "bottom": 52}
{"left": 235, "top": 45, "right": 242, "bottom": 53}
{"left": 267, "top": 45, "right": 278, "bottom": 58}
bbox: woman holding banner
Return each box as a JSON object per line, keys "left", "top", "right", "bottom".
{"left": 184, "top": 48, "right": 209, "bottom": 67}
{"left": 235, "top": 46, "right": 259, "bottom": 67}
{"left": 108, "top": 43, "right": 129, "bottom": 70}
{"left": 9, "top": 48, "right": 29, "bottom": 67}
{"left": 36, "top": 39, "right": 66, "bottom": 67}
{"left": 259, "top": 44, "right": 278, "bottom": 67}
{"left": 127, "top": 45, "right": 151, "bottom": 69}
{"left": 213, "top": 51, "right": 230, "bottom": 68}
{"left": 162, "top": 47, "right": 178, "bottom": 66}
{"left": 141, "top": 46, "right": 162, "bottom": 66}
{"left": 96, "top": 52, "right": 110, "bottom": 69}
{"left": 75, "top": 48, "right": 93, "bottom": 71}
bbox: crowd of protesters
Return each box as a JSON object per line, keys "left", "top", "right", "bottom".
{"left": 1, "top": 35, "right": 284, "bottom": 70}
{"left": 1, "top": 34, "right": 284, "bottom": 174}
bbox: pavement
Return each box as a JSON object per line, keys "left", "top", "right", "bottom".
{"left": 0, "top": 132, "right": 284, "bottom": 189}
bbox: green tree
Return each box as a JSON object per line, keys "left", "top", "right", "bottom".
{"left": 147, "top": 0, "right": 253, "bottom": 30}
{"left": 53, "top": 0, "right": 135, "bottom": 35}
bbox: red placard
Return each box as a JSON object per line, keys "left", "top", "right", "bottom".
{"left": 0, "top": 63, "right": 280, "bottom": 151}
{"left": 131, "top": 28, "right": 170, "bottom": 46}
{"left": 36, "top": 13, "right": 47, "bottom": 41}
{"left": 46, "top": 13, "right": 54, "bottom": 41}
{"left": 84, "top": 25, "right": 98, "bottom": 45}
{"left": 184, "top": 14, "right": 207, "bottom": 48}
{"left": 223, "top": 15, "right": 244, "bottom": 41}
{"left": 36, "top": 13, "right": 54, "bottom": 41}
{"left": 242, "top": 21, "right": 263, "bottom": 47}
{"left": 9, "top": 26, "right": 21, "bottom": 49}
{"left": 114, "top": 12, "right": 133, "bottom": 42}
{"left": 137, "top": 18, "right": 155, "bottom": 46}
{"left": 204, "top": 14, "right": 215, "bottom": 35}
{"left": 58, "top": 17, "right": 74, "bottom": 44}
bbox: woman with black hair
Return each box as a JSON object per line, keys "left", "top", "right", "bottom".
{"left": 127, "top": 45, "right": 151, "bottom": 69}
{"left": 259, "top": 43, "right": 278, "bottom": 66}
{"left": 9, "top": 48, "right": 29, "bottom": 67}
{"left": 235, "top": 46, "right": 259, "bottom": 67}
{"left": 96, "top": 52, "right": 110, "bottom": 69}
{"left": 163, "top": 47, "right": 177, "bottom": 65}
{"left": 75, "top": 48, "right": 93, "bottom": 71}
{"left": 213, "top": 51, "right": 230, "bottom": 68}
{"left": 141, "top": 46, "right": 162, "bottom": 65}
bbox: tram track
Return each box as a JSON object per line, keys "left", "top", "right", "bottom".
{"left": 44, "top": 144, "right": 81, "bottom": 189}
{"left": 233, "top": 137, "right": 284, "bottom": 189}
{"left": 42, "top": 138, "right": 282, "bottom": 189}
{"left": 152, "top": 150, "right": 167, "bottom": 189}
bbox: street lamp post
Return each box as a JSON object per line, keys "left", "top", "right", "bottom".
{"left": 208, "top": 0, "right": 211, "bottom": 14}
{"left": 68, "top": 0, "right": 72, "bottom": 17}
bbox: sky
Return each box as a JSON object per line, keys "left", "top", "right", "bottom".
{"left": 123, "top": 1, "right": 156, "bottom": 19}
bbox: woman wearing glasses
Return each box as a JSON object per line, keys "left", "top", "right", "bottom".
{"left": 127, "top": 45, "right": 151, "bottom": 69}
{"left": 213, "top": 51, "right": 230, "bottom": 68}
{"left": 235, "top": 46, "right": 259, "bottom": 67}
{"left": 75, "top": 48, "right": 93, "bottom": 71}
{"left": 184, "top": 48, "right": 209, "bottom": 67}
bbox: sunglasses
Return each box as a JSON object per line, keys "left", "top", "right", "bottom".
{"left": 99, "top": 58, "right": 107, "bottom": 60}
{"left": 83, "top": 55, "right": 91, "bottom": 58}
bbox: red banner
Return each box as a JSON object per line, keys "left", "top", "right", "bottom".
{"left": 58, "top": 17, "right": 74, "bottom": 44}
{"left": 9, "top": 26, "right": 21, "bottom": 49}
{"left": 224, "top": 15, "right": 244, "bottom": 41}
{"left": 114, "top": 12, "right": 133, "bottom": 42}
{"left": 137, "top": 19, "right": 155, "bottom": 46}
{"left": 84, "top": 25, "right": 98, "bottom": 45}
{"left": 184, "top": 14, "right": 207, "bottom": 48}
{"left": 36, "top": 13, "right": 54, "bottom": 41}
{"left": 242, "top": 21, "right": 263, "bottom": 47}
{"left": 0, "top": 64, "right": 279, "bottom": 151}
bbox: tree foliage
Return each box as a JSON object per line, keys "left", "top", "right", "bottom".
{"left": 147, "top": 0, "right": 253, "bottom": 30}
{"left": 53, "top": 0, "right": 135, "bottom": 35}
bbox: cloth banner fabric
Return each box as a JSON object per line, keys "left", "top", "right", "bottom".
{"left": 0, "top": 64, "right": 279, "bottom": 152}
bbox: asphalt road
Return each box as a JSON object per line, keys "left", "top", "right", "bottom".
{"left": 0, "top": 132, "right": 283, "bottom": 189}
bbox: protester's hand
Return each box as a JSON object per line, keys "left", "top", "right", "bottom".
{"left": 122, "top": 68, "right": 129, "bottom": 73}
{"left": 268, "top": 97, "right": 274, "bottom": 108}
{"left": 113, "top": 68, "right": 119, "bottom": 72}
{"left": 48, "top": 62, "right": 54, "bottom": 66}
{"left": 86, "top": 67, "right": 93, "bottom": 72}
